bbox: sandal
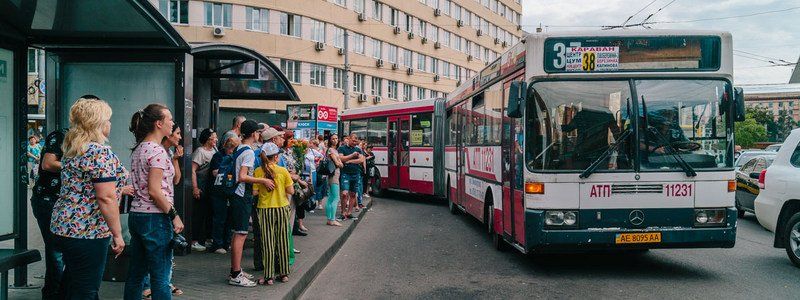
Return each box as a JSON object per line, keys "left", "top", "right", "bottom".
{"left": 171, "top": 285, "right": 183, "bottom": 296}
{"left": 257, "top": 278, "right": 274, "bottom": 285}
{"left": 277, "top": 275, "right": 289, "bottom": 283}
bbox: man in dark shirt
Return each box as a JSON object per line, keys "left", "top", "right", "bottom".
{"left": 561, "top": 108, "right": 621, "bottom": 169}
{"left": 338, "top": 134, "right": 364, "bottom": 220}
{"left": 30, "top": 128, "right": 67, "bottom": 298}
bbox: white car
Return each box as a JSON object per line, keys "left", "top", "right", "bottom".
{"left": 754, "top": 129, "right": 800, "bottom": 268}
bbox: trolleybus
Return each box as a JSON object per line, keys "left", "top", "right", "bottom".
{"left": 444, "top": 30, "right": 745, "bottom": 253}
{"left": 340, "top": 98, "right": 446, "bottom": 197}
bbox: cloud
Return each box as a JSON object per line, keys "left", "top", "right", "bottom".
{"left": 521, "top": 0, "right": 799, "bottom": 84}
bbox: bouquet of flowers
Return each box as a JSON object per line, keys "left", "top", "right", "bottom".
{"left": 291, "top": 139, "right": 309, "bottom": 172}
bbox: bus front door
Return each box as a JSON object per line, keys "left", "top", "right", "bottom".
{"left": 501, "top": 79, "right": 526, "bottom": 246}
{"left": 398, "top": 116, "right": 411, "bottom": 190}
{"left": 387, "top": 118, "right": 399, "bottom": 189}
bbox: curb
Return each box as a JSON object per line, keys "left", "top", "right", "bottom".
{"left": 282, "top": 197, "right": 375, "bottom": 300}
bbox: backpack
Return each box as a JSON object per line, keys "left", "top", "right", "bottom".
{"left": 212, "top": 146, "right": 250, "bottom": 196}
{"left": 317, "top": 148, "right": 336, "bottom": 176}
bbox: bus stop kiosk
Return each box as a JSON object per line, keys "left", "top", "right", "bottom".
{"left": 0, "top": 1, "right": 300, "bottom": 296}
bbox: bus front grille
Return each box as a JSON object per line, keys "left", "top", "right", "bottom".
{"left": 611, "top": 184, "right": 663, "bottom": 194}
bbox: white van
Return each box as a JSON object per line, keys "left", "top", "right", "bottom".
{"left": 754, "top": 129, "right": 800, "bottom": 268}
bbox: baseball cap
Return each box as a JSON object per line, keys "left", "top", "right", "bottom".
{"left": 261, "top": 142, "right": 281, "bottom": 156}
{"left": 240, "top": 120, "right": 259, "bottom": 138}
{"left": 261, "top": 127, "right": 284, "bottom": 142}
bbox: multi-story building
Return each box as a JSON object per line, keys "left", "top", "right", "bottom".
{"left": 148, "top": 0, "right": 524, "bottom": 117}
{"left": 741, "top": 83, "right": 800, "bottom": 122}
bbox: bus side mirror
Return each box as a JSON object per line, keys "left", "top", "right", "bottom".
{"left": 507, "top": 81, "right": 526, "bottom": 118}
{"left": 734, "top": 87, "right": 745, "bottom": 122}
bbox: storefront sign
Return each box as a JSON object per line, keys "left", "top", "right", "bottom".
{"left": 318, "top": 105, "right": 338, "bottom": 122}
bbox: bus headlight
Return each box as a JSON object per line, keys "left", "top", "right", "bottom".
{"left": 694, "top": 208, "right": 726, "bottom": 227}
{"left": 545, "top": 210, "right": 578, "bottom": 228}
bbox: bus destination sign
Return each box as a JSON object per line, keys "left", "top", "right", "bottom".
{"left": 565, "top": 46, "right": 619, "bottom": 72}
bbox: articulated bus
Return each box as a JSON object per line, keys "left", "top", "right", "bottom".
{"left": 444, "top": 30, "right": 745, "bottom": 253}
{"left": 340, "top": 98, "right": 447, "bottom": 197}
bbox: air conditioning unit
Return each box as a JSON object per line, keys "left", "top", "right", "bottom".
{"left": 517, "top": 24, "right": 522, "bottom": 31}
{"left": 467, "top": 55, "right": 473, "bottom": 61}
{"left": 434, "top": 42, "right": 441, "bottom": 49}
{"left": 393, "top": 26, "right": 401, "bottom": 34}
{"left": 406, "top": 67, "right": 414, "bottom": 75}
{"left": 407, "top": 32, "right": 415, "bottom": 39}
{"left": 373, "top": 96, "right": 382, "bottom": 104}
{"left": 476, "top": 29, "right": 483, "bottom": 36}
{"left": 494, "top": 38, "right": 500, "bottom": 45}
{"left": 502, "top": 41, "right": 508, "bottom": 47}
{"left": 357, "top": 13, "right": 366, "bottom": 22}
{"left": 314, "top": 42, "right": 325, "bottom": 51}
{"left": 421, "top": 37, "right": 428, "bottom": 44}
{"left": 391, "top": 63, "right": 398, "bottom": 70}
{"left": 213, "top": 27, "right": 225, "bottom": 37}
{"left": 434, "top": 8, "right": 441, "bottom": 16}
{"left": 357, "top": 94, "right": 368, "bottom": 102}
{"left": 337, "top": 48, "right": 345, "bottom": 55}
{"left": 457, "top": 20, "right": 464, "bottom": 27}
{"left": 376, "top": 59, "right": 384, "bottom": 67}
{"left": 456, "top": 80, "right": 462, "bottom": 87}
{"left": 433, "top": 75, "right": 440, "bottom": 82}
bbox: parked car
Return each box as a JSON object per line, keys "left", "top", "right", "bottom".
{"left": 754, "top": 130, "right": 800, "bottom": 268}
{"left": 764, "top": 143, "right": 782, "bottom": 152}
{"left": 735, "top": 154, "right": 775, "bottom": 217}
{"left": 735, "top": 151, "right": 774, "bottom": 171}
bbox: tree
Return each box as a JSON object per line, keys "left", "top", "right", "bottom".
{"left": 735, "top": 118, "right": 767, "bottom": 148}
{"left": 774, "top": 109, "right": 796, "bottom": 142}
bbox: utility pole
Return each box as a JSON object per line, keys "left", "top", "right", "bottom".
{"left": 343, "top": 30, "right": 350, "bottom": 110}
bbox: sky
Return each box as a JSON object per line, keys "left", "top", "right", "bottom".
{"left": 521, "top": 0, "right": 800, "bottom": 85}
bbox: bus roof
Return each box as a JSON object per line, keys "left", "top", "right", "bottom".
{"left": 527, "top": 29, "right": 731, "bottom": 38}
{"left": 341, "top": 98, "right": 441, "bottom": 120}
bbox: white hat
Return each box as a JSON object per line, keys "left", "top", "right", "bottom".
{"left": 261, "top": 127, "right": 284, "bottom": 142}
{"left": 261, "top": 142, "right": 281, "bottom": 156}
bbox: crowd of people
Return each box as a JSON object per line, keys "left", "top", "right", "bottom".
{"left": 29, "top": 95, "right": 377, "bottom": 299}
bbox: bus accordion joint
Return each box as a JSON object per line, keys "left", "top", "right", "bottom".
{"left": 525, "top": 182, "right": 545, "bottom": 194}
{"left": 727, "top": 180, "right": 736, "bottom": 193}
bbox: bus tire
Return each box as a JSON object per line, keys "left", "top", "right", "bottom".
{"left": 485, "top": 194, "right": 494, "bottom": 235}
{"left": 448, "top": 179, "right": 459, "bottom": 215}
{"left": 783, "top": 212, "right": 800, "bottom": 268}
{"left": 370, "top": 170, "right": 384, "bottom": 197}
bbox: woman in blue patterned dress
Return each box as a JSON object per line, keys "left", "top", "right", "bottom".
{"left": 50, "top": 97, "right": 127, "bottom": 299}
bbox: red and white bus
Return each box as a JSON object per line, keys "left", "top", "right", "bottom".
{"left": 444, "top": 30, "right": 745, "bottom": 253}
{"left": 340, "top": 98, "right": 446, "bottom": 197}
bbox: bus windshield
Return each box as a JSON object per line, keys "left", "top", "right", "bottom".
{"left": 526, "top": 79, "right": 732, "bottom": 173}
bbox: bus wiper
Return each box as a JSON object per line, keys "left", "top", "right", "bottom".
{"left": 580, "top": 128, "right": 632, "bottom": 179}
{"left": 647, "top": 127, "right": 697, "bottom": 177}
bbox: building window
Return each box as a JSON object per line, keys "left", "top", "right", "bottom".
{"left": 455, "top": 65, "right": 462, "bottom": 81}
{"left": 333, "top": 68, "right": 345, "bottom": 90}
{"left": 354, "top": 0, "right": 365, "bottom": 13}
{"left": 387, "top": 80, "right": 398, "bottom": 99}
{"left": 442, "top": 61, "right": 450, "bottom": 78}
{"left": 417, "top": 54, "right": 426, "bottom": 71}
{"left": 280, "top": 59, "right": 301, "bottom": 84}
{"left": 405, "top": 14, "right": 414, "bottom": 32}
{"left": 245, "top": 7, "right": 269, "bottom": 32}
{"left": 443, "top": 0, "right": 451, "bottom": 15}
{"left": 309, "top": 64, "right": 327, "bottom": 87}
{"left": 159, "top": 0, "right": 189, "bottom": 24}
{"left": 280, "top": 13, "right": 302, "bottom": 37}
{"left": 430, "top": 90, "right": 438, "bottom": 98}
{"left": 353, "top": 73, "right": 365, "bottom": 94}
{"left": 333, "top": 27, "right": 345, "bottom": 48}
{"left": 335, "top": 0, "right": 346, "bottom": 7}
{"left": 372, "top": 1, "right": 383, "bottom": 21}
{"left": 353, "top": 33, "right": 365, "bottom": 54}
{"left": 403, "top": 49, "right": 412, "bottom": 68}
{"left": 417, "top": 87, "right": 426, "bottom": 100}
{"left": 443, "top": 30, "right": 451, "bottom": 48}
{"left": 311, "top": 19, "right": 326, "bottom": 43}
{"left": 431, "top": 58, "right": 439, "bottom": 74}
{"left": 27, "top": 48, "right": 39, "bottom": 74}
{"left": 371, "top": 77, "right": 383, "bottom": 97}
{"left": 204, "top": 2, "right": 232, "bottom": 27}
{"left": 453, "top": 4, "right": 461, "bottom": 20}
{"left": 389, "top": 8, "right": 400, "bottom": 27}
{"left": 388, "top": 45, "right": 398, "bottom": 64}
{"left": 403, "top": 84, "right": 412, "bottom": 101}
{"left": 418, "top": 20, "right": 427, "bottom": 39}
{"left": 372, "top": 39, "right": 383, "bottom": 60}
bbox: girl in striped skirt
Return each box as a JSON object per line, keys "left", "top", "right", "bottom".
{"left": 253, "top": 142, "right": 295, "bottom": 285}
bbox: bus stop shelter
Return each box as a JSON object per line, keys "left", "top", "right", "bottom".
{"left": 0, "top": 1, "right": 298, "bottom": 297}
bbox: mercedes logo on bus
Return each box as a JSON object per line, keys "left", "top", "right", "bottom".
{"left": 629, "top": 210, "right": 645, "bottom": 226}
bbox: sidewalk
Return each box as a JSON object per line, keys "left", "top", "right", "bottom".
{"left": 5, "top": 193, "right": 374, "bottom": 300}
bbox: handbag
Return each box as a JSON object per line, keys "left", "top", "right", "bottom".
{"left": 317, "top": 148, "right": 336, "bottom": 176}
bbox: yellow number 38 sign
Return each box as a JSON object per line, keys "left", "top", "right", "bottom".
{"left": 582, "top": 51, "right": 596, "bottom": 72}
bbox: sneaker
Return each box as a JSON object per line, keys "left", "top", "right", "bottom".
{"left": 241, "top": 271, "right": 255, "bottom": 280}
{"left": 204, "top": 240, "right": 213, "bottom": 248}
{"left": 293, "top": 248, "right": 301, "bottom": 254}
{"left": 228, "top": 273, "right": 256, "bottom": 287}
{"left": 191, "top": 242, "right": 206, "bottom": 252}
{"left": 358, "top": 204, "right": 365, "bottom": 209}
{"left": 214, "top": 248, "right": 227, "bottom": 254}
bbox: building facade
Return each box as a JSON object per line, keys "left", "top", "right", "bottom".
{"left": 741, "top": 83, "right": 800, "bottom": 122}
{"left": 148, "top": 0, "right": 524, "bottom": 114}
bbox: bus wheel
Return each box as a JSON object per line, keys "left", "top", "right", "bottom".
{"left": 784, "top": 212, "right": 800, "bottom": 268}
{"left": 492, "top": 225, "right": 506, "bottom": 252}
{"left": 448, "top": 179, "right": 459, "bottom": 215}
{"left": 486, "top": 201, "right": 494, "bottom": 235}
{"left": 370, "top": 171, "right": 384, "bottom": 197}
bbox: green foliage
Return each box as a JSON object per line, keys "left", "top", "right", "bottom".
{"left": 735, "top": 118, "right": 767, "bottom": 148}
